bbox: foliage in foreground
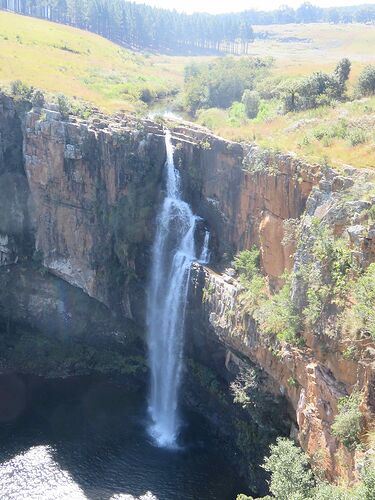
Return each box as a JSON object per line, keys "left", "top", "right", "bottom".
{"left": 237, "top": 438, "right": 375, "bottom": 500}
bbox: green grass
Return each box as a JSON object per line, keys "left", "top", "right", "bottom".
{"left": 2, "top": 11, "right": 375, "bottom": 168}
{"left": 0, "top": 10, "right": 182, "bottom": 113}
{"left": 194, "top": 23, "right": 375, "bottom": 169}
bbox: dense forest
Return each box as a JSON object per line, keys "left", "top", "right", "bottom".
{"left": 2, "top": 1, "right": 375, "bottom": 55}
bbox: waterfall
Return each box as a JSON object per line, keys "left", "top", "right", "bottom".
{"left": 146, "top": 130, "right": 208, "bottom": 448}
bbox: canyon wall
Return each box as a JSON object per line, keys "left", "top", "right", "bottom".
{"left": 0, "top": 94, "right": 166, "bottom": 376}
{"left": 1, "top": 94, "right": 374, "bottom": 485}
{"left": 169, "top": 124, "right": 375, "bottom": 483}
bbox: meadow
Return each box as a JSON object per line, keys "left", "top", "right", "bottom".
{"left": 1, "top": 10, "right": 375, "bottom": 168}
{"left": 194, "top": 23, "right": 375, "bottom": 169}
{"left": 0, "top": 10, "right": 186, "bottom": 113}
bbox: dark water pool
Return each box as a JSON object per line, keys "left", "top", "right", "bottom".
{"left": 0, "top": 375, "right": 249, "bottom": 500}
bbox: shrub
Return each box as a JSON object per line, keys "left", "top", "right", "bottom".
{"left": 10, "top": 80, "right": 33, "bottom": 100}
{"left": 332, "top": 391, "right": 363, "bottom": 449}
{"left": 234, "top": 247, "right": 261, "bottom": 283}
{"left": 262, "top": 438, "right": 315, "bottom": 500}
{"left": 301, "top": 222, "right": 355, "bottom": 328}
{"left": 242, "top": 89, "right": 260, "bottom": 119}
{"left": 255, "top": 275, "right": 299, "bottom": 344}
{"left": 234, "top": 248, "right": 268, "bottom": 314}
{"left": 56, "top": 93, "right": 72, "bottom": 119}
{"left": 334, "top": 58, "right": 351, "bottom": 86}
{"left": 234, "top": 250, "right": 299, "bottom": 343}
{"left": 347, "top": 128, "right": 369, "bottom": 146}
{"left": 352, "top": 263, "right": 375, "bottom": 338}
{"left": 282, "top": 60, "right": 350, "bottom": 113}
{"left": 229, "top": 101, "right": 247, "bottom": 125}
{"left": 357, "top": 65, "right": 375, "bottom": 97}
{"left": 31, "top": 89, "right": 45, "bottom": 108}
{"left": 313, "top": 482, "right": 358, "bottom": 500}
{"left": 362, "top": 463, "right": 375, "bottom": 500}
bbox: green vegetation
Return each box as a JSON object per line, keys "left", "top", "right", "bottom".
{"left": 283, "top": 59, "right": 351, "bottom": 113}
{"left": 263, "top": 438, "right": 315, "bottom": 500}
{"left": 0, "top": 11, "right": 179, "bottom": 113}
{"left": 183, "top": 57, "right": 272, "bottom": 114}
{"left": 234, "top": 248, "right": 299, "bottom": 344}
{"left": 300, "top": 220, "right": 355, "bottom": 328}
{"left": 332, "top": 391, "right": 363, "bottom": 449}
{"left": 351, "top": 263, "right": 375, "bottom": 338}
{"left": 357, "top": 66, "right": 375, "bottom": 97}
{"left": 237, "top": 437, "right": 375, "bottom": 500}
{"left": 255, "top": 274, "right": 299, "bottom": 344}
{"left": 242, "top": 90, "right": 261, "bottom": 119}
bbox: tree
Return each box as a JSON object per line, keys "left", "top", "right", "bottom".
{"left": 357, "top": 65, "right": 375, "bottom": 97}
{"left": 262, "top": 438, "right": 315, "bottom": 500}
{"left": 242, "top": 90, "right": 260, "bottom": 119}
{"left": 334, "top": 58, "right": 351, "bottom": 85}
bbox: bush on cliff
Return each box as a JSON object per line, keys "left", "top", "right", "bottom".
{"left": 352, "top": 263, "right": 375, "bottom": 338}
{"left": 234, "top": 250, "right": 299, "bottom": 344}
{"left": 237, "top": 437, "right": 372, "bottom": 499}
{"left": 300, "top": 219, "right": 355, "bottom": 329}
{"left": 331, "top": 390, "right": 363, "bottom": 449}
{"left": 254, "top": 274, "right": 300, "bottom": 344}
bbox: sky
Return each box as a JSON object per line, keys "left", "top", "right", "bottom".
{"left": 131, "top": 0, "right": 374, "bottom": 14}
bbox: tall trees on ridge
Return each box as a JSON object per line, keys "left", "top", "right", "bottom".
{"left": 0, "top": 0, "right": 254, "bottom": 54}
{"left": 2, "top": 1, "right": 375, "bottom": 55}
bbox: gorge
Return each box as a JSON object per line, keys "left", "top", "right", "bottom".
{"left": 0, "top": 92, "right": 374, "bottom": 498}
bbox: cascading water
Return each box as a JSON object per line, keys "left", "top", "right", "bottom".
{"left": 147, "top": 130, "right": 209, "bottom": 448}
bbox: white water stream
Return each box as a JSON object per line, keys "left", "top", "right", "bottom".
{"left": 146, "top": 130, "right": 209, "bottom": 448}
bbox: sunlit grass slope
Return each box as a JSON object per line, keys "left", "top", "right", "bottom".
{"left": 196, "top": 23, "right": 375, "bottom": 169}
{"left": 0, "top": 10, "right": 182, "bottom": 113}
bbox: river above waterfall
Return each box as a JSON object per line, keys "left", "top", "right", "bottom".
{"left": 0, "top": 375, "right": 249, "bottom": 500}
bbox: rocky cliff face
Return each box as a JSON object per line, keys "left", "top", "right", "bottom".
{"left": 171, "top": 124, "right": 321, "bottom": 286}
{"left": 169, "top": 124, "right": 375, "bottom": 483}
{"left": 24, "top": 106, "right": 165, "bottom": 317}
{"left": 0, "top": 94, "right": 165, "bottom": 377}
{"left": 1, "top": 94, "right": 374, "bottom": 486}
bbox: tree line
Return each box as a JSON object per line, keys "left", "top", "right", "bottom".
{"left": 0, "top": 0, "right": 254, "bottom": 54}
{"left": 2, "top": 1, "right": 375, "bottom": 55}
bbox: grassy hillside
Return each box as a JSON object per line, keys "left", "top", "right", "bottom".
{"left": 252, "top": 23, "right": 375, "bottom": 80}
{"left": 0, "top": 10, "right": 184, "bottom": 113}
{"left": 192, "top": 24, "right": 375, "bottom": 169}
{"left": 1, "top": 11, "right": 375, "bottom": 169}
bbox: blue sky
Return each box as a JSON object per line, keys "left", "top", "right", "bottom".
{"left": 132, "top": 1, "right": 374, "bottom": 14}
